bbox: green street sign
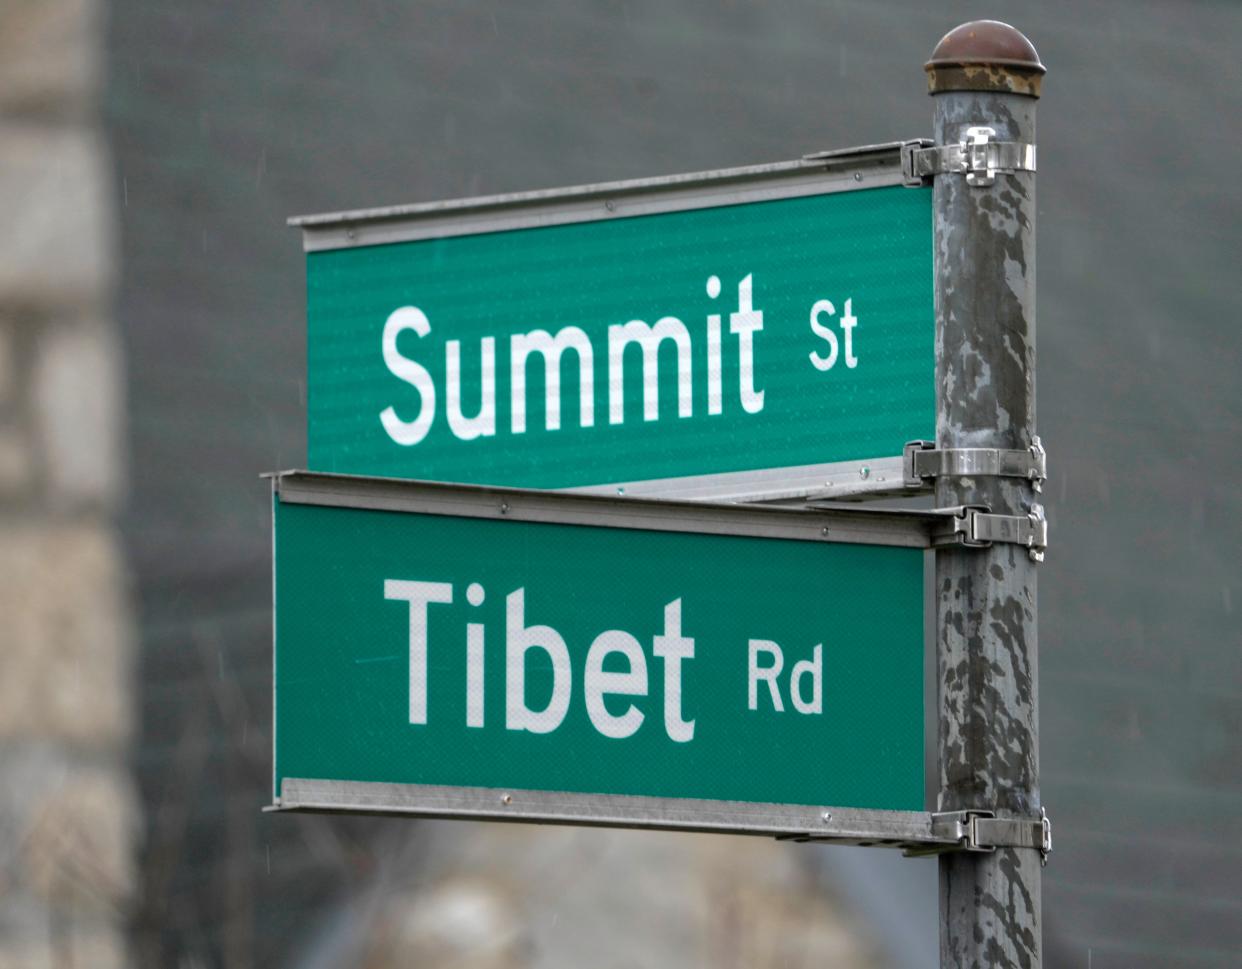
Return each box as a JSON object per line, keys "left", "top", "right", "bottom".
{"left": 292, "top": 144, "right": 933, "bottom": 501}
{"left": 271, "top": 472, "right": 934, "bottom": 834}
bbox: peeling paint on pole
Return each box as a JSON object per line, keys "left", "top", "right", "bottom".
{"left": 926, "top": 21, "right": 1046, "bottom": 969}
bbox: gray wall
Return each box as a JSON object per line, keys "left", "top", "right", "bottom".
{"left": 106, "top": 1, "right": 1242, "bottom": 966}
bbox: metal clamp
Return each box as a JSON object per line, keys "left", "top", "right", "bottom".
{"left": 907, "top": 808, "right": 1052, "bottom": 866}
{"left": 933, "top": 504, "right": 1048, "bottom": 563}
{"left": 899, "top": 139, "right": 935, "bottom": 186}
{"left": 904, "top": 438, "right": 1046, "bottom": 492}
{"left": 902, "top": 127, "right": 1036, "bottom": 187}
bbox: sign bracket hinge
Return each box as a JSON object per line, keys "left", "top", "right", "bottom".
{"left": 904, "top": 438, "right": 1046, "bottom": 492}
{"left": 902, "top": 128, "right": 1037, "bottom": 187}
{"left": 931, "top": 503, "right": 1048, "bottom": 563}
{"left": 904, "top": 808, "right": 1052, "bottom": 866}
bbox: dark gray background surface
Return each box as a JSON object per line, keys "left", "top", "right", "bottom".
{"left": 107, "top": 2, "right": 1242, "bottom": 966}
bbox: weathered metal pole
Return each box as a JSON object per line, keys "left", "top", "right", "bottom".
{"left": 926, "top": 21, "right": 1046, "bottom": 968}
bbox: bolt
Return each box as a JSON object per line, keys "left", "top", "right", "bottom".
{"left": 853, "top": 172, "right": 862, "bottom": 181}
{"left": 617, "top": 487, "right": 625, "bottom": 495}
{"left": 821, "top": 811, "right": 833, "bottom": 823}
{"left": 499, "top": 502, "right": 509, "bottom": 515}
{"left": 820, "top": 526, "right": 830, "bottom": 537}
{"left": 859, "top": 466, "right": 871, "bottom": 479}
{"left": 346, "top": 228, "right": 356, "bottom": 240}
{"left": 501, "top": 794, "right": 513, "bottom": 805}
{"left": 605, "top": 200, "right": 617, "bottom": 212}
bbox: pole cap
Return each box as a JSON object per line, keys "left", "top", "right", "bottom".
{"left": 925, "top": 21, "right": 1045, "bottom": 98}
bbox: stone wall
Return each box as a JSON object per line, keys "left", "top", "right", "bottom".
{"left": 0, "top": 1, "right": 136, "bottom": 966}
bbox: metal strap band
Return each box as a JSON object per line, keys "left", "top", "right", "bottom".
{"left": 908, "top": 809, "right": 1052, "bottom": 865}
{"left": 902, "top": 128, "right": 1036, "bottom": 187}
{"left": 974, "top": 817, "right": 1048, "bottom": 852}
{"left": 932, "top": 505, "right": 1048, "bottom": 563}
{"left": 908, "top": 141, "right": 1037, "bottom": 178}
{"left": 905, "top": 439, "right": 1046, "bottom": 491}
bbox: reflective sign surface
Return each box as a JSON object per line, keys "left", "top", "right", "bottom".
{"left": 305, "top": 183, "right": 932, "bottom": 493}
{"left": 273, "top": 484, "right": 924, "bottom": 816}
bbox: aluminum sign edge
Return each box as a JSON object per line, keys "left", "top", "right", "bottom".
{"left": 271, "top": 778, "right": 952, "bottom": 848}
{"left": 292, "top": 142, "right": 924, "bottom": 252}
{"left": 270, "top": 470, "right": 941, "bottom": 549}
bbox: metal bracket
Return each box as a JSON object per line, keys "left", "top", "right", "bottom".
{"left": 932, "top": 504, "right": 1048, "bottom": 563}
{"left": 904, "top": 438, "right": 1046, "bottom": 492}
{"left": 905, "top": 808, "right": 1052, "bottom": 866}
{"left": 900, "top": 139, "right": 930, "bottom": 187}
{"left": 902, "top": 127, "right": 1037, "bottom": 187}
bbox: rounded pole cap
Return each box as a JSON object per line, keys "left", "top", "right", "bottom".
{"left": 925, "top": 21, "right": 1045, "bottom": 97}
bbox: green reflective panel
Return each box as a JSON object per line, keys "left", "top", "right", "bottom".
{"left": 306, "top": 184, "right": 932, "bottom": 488}
{"left": 274, "top": 497, "right": 924, "bottom": 812}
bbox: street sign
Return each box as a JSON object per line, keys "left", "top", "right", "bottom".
{"left": 273, "top": 22, "right": 1049, "bottom": 962}
{"left": 291, "top": 143, "right": 933, "bottom": 501}
{"left": 270, "top": 471, "right": 934, "bottom": 835}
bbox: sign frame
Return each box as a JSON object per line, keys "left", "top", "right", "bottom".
{"left": 289, "top": 141, "right": 933, "bottom": 503}
{"left": 267, "top": 470, "right": 963, "bottom": 849}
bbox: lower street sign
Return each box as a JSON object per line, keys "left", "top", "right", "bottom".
{"left": 270, "top": 472, "right": 938, "bottom": 837}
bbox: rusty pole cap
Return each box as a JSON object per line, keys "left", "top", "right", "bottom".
{"left": 925, "top": 20, "right": 1045, "bottom": 98}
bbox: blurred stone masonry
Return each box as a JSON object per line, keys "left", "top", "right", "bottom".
{"left": 344, "top": 822, "right": 883, "bottom": 969}
{"left": 0, "top": 1, "right": 137, "bottom": 967}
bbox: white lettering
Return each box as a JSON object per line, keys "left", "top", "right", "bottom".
{"left": 808, "top": 299, "right": 839, "bottom": 371}
{"left": 652, "top": 598, "right": 695, "bottom": 742}
{"left": 748, "top": 639, "right": 784, "bottom": 712}
{"left": 584, "top": 630, "right": 648, "bottom": 739}
{"left": 379, "top": 306, "right": 437, "bottom": 446}
{"left": 466, "top": 582, "right": 486, "bottom": 727}
{"left": 706, "top": 275, "right": 723, "bottom": 416}
{"left": 446, "top": 337, "right": 496, "bottom": 440}
{"left": 730, "top": 275, "right": 765, "bottom": 414}
{"left": 505, "top": 588, "right": 572, "bottom": 733}
{"left": 790, "top": 643, "right": 823, "bottom": 715}
{"left": 510, "top": 327, "right": 595, "bottom": 433}
{"left": 384, "top": 579, "right": 454, "bottom": 724}
{"left": 841, "top": 298, "right": 859, "bottom": 369}
{"left": 608, "top": 317, "right": 693, "bottom": 424}
{"left": 377, "top": 274, "right": 774, "bottom": 449}
{"left": 466, "top": 622, "right": 486, "bottom": 727}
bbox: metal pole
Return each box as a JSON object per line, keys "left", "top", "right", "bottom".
{"left": 926, "top": 22, "right": 1046, "bottom": 968}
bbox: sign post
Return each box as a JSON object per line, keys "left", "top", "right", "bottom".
{"left": 921, "top": 21, "right": 1047, "bottom": 967}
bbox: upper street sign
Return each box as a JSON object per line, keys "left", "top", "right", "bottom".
{"left": 269, "top": 472, "right": 937, "bottom": 836}
{"left": 291, "top": 142, "right": 933, "bottom": 501}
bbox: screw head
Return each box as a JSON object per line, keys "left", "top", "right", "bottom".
{"left": 501, "top": 793, "right": 513, "bottom": 805}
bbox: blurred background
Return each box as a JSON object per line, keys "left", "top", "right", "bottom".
{"left": 1, "top": 0, "right": 1239, "bottom": 966}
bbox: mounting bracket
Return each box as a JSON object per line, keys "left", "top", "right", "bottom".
{"left": 905, "top": 808, "right": 1052, "bottom": 866}
{"left": 932, "top": 504, "right": 1048, "bottom": 563}
{"left": 904, "top": 438, "right": 1046, "bottom": 492}
{"left": 902, "top": 128, "right": 1037, "bottom": 187}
